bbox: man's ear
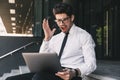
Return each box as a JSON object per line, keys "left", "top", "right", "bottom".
{"left": 71, "top": 15, "right": 75, "bottom": 22}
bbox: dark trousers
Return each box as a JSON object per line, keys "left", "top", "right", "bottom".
{"left": 32, "top": 72, "right": 82, "bottom": 80}
{"left": 6, "top": 73, "right": 34, "bottom": 80}
{"left": 6, "top": 72, "right": 82, "bottom": 80}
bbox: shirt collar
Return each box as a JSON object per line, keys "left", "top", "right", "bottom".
{"left": 68, "top": 24, "right": 76, "bottom": 35}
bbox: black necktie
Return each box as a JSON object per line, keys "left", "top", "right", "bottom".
{"left": 58, "top": 33, "right": 69, "bottom": 59}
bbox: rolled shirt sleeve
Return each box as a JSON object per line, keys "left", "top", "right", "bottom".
{"left": 79, "top": 34, "right": 97, "bottom": 77}
{"left": 39, "top": 40, "right": 55, "bottom": 53}
{"left": 39, "top": 40, "right": 51, "bottom": 53}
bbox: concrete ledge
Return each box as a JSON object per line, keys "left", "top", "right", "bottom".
{"left": 86, "top": 60, "right": 120, "bottom": 80}
{"left": 88, "top": 74, "right": 120, "bottom": 80}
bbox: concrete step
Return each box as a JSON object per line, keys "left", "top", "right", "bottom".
{"left": 0, "top": 73, "right": 11, "bottom": 80}
{"left": 0, "top": 65, "right": 30, "bottom": 80}
{"left": 82, "top": 76, "right": 98, "bottom": 80}
{"left": 2, "top": 64, "right": 120, "bottom": 80}
{"left": 11, "top": 69, "right": 20, "bottom": 76}
{"left": 88, "top": 74, "right": 120, "bottom": 80}
{"left": 0, "top": 69, "right": 20, "bottom": 80}
{"left": 19, "top": 65, "right": 30, "bottom": 74}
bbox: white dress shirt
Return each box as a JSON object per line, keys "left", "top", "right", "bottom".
{"left": 39, "top": 24, "right": 97, "bottom": 77}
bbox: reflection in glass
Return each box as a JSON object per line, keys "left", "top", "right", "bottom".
{"left": 0, "top": 0, "right": 34, "bottom": 37}
{"left": 0, "top": 16, "right": 7, "bottom": 34}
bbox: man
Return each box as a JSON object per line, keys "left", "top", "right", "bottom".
{"left": 32, "top": 2, "right": 96, "bottom": 80}
{"left": 6, "top": 2, "right": 96, "bottom": 80}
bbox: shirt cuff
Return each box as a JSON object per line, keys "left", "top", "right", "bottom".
{"left": 39, "top": 40, "right": 49, "bottom": 53}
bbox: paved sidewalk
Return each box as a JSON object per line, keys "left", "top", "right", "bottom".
{"left": 93, "top": 60, "right": 120, "bottom": 79}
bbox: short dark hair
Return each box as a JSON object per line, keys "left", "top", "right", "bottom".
{"left": 53, "top": 3, "right": 74, "bottom": 17}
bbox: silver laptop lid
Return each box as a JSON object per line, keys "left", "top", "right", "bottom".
{"left": 22, "top": 53, "right": 62, "bottom": 73}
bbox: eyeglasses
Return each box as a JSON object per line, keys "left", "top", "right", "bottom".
{"left": 54, "top": 17, "right": 70, "bottom": 24}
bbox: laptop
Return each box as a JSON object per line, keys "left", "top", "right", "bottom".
{"left": 22, "top": 53, "right": 62, "bottom": 73}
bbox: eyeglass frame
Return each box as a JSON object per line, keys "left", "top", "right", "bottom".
{"left": 54, "top": 16, "right": 70, "bottom": 24}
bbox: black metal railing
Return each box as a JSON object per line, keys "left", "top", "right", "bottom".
{"left": 0, "top": 42, "right": 34, "bottom": 60}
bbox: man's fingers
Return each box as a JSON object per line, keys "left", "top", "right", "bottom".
{"left": 55, "top": 71, "right": 70, "bottom": 80}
